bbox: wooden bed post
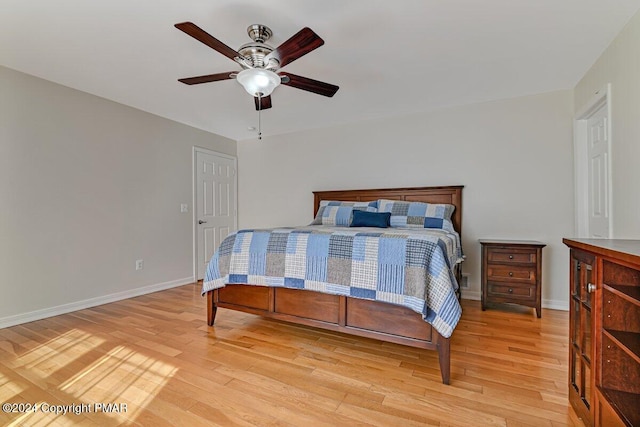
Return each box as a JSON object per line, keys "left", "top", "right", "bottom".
{"left": 437, "top": 337, "right": 451, "bottom": 385}
{"left": 207, "top": 290, "right": 217, "bottom": 326}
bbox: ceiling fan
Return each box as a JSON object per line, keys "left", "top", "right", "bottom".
{"left": 175, "top": 22, "right": 339, "bottom": 111}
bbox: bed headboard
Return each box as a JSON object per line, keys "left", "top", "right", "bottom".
{"left": 313, "top": 185, "right": 464, "bottom": 236}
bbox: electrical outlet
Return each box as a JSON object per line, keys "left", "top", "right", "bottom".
{"left": 135, "top": 259, "right": 144, "bottom": 271}
{"left": 180, "top": 204, "right": 188, "bottom": 213}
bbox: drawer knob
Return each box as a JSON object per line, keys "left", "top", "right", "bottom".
{"left": 509, "top": 255, "right": 513, "bottom": 259}
{"left": 509, "top": 272, "right": 513, "bottom": 277}
{"left": 508, "top": 288, "right": 513, "bottom": 293}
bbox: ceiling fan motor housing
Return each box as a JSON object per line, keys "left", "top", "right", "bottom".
{"left": 238, "top": 42, "right": 276, "bottom": 69}
{"left": 238, "top": 25, "right": 279, "bottom": 69}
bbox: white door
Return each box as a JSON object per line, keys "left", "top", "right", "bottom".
{"left": 587, "top": 104, "right": 610, "bottom": 238}
{"left": 574, "top": 84, "right": 612, "bottom": 238}
{"left": 195, "top": 149, "right": 237, "bottom": 280}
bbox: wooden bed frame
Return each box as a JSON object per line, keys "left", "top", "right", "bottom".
{"left": 206, "top": 185, "right": 463, "bottom": 384}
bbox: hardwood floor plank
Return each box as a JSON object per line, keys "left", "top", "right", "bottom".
{"left": 224, "top": 377, "right": 353, "bottom": 425}
{"left": 338, "top": 392, "right": 442, "bottom": 426}
{"left": 186, "top": 401, "right": 260, "bottom": 427}
{"left": 0, "top": 284, "right": 581, "bottom": 426}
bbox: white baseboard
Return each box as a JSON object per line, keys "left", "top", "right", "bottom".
{"left": 461, "top": 290, "right": 569, "bottom": 311}
{"left": 542, "top": 298, "right": 569, "bottom": 311}
{"left": 461, "top": 290, "right": 481, "bottom": 301}
{"left": 0, "top": 277, "right": 195, "bottom": 329}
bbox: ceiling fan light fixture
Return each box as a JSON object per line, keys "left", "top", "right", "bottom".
{"left": 236, "top": 68, "right": 280, "bottom": 97}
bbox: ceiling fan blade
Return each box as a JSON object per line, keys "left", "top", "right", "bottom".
{"left": 178, "top": 72, "right": 236, "bottom": 85}
{"left": 175, "top": 22, "right": 242, "bottom": 62}
{"left": 266, "top": 27, "right": 324, "bottom": 68}
{"left": 254, "top": 96, "right": 273, "bottom": 110}
{"left": 280, "top": 73, "right": 339, "bottom": 97}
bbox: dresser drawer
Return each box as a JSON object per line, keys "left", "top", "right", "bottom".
{"left": 486, "top": 248, "right": 537, "bottom": 265}
{"left": 486, "top": 265, "right": 536, "bottom": 284}
{"left": 487, "top": 283, "right": 535, "bottom": 300}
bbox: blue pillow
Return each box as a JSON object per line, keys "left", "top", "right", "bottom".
{"left": 350, "top": 210, "right": 391, "bottom": 228}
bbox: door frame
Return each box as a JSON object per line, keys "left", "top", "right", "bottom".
{"left": 573, "top": 83, "right": 613, "bottom": 238}
{"left": 192, "top": 146, "right": 238, "bottom": 281}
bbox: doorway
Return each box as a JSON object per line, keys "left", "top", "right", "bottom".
{"left": 574, "top": 84, "right": 612, "bottom": 238}
{"left": 193, "top": 147, "right": 238, "bottom": 280}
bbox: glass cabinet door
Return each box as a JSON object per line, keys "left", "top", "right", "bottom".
{"left": 569, "top": 250, "right": 595, "bottom": 426}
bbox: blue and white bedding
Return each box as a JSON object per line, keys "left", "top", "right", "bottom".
{"left": 203, "top": 225, "right": 463, "bottom": 338}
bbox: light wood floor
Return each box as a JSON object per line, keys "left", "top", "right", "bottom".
{"left": 0, "top": 284, "right": 583, "bottom": 426}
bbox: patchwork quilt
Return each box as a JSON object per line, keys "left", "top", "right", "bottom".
{"left": 203, "top": 226, "right": 463, "bottom": 338}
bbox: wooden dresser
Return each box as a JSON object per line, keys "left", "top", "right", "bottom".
{"left": 563, "top": 238, "right": 640, "bottom": 427}
{"left": 480, "top": 240, "right": 545, "bottom": 317}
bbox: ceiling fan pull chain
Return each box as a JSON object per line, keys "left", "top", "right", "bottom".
{"left": 258, "top": 93, "right": 262, "bottom": 140}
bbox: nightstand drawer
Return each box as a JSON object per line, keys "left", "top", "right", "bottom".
{"left": 486, "top": 248, "right": 537, "bottom": 265}
{"left": 488, "top": 283, "right": 535, "bottom": 300}
{"left": 486, "top": 265, "right": 536, "bottom": 284}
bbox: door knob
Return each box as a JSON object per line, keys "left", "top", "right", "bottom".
{"left": 587, "top": 283, "right": 596, "bottom": 293}
{"left": 198, "top": 220, "right": 207, "bottom": 224}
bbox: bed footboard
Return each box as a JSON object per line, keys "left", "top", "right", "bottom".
{"left": 206, "top": 286, "right": 451, "bottom": 384}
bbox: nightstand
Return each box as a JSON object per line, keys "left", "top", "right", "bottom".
{"left": 480, "top": 240, "right": 545, "bottom": 317}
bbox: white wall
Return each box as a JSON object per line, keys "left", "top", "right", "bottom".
{"left": 0, "top": 66, "right": 236, "bottom": 326}
{"left": 574, "top": 9, "right": 640, "bottom": 238}
{"left": 237, "top": 90, "right": 575, "bottom": 309}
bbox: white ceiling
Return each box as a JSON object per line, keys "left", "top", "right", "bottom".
{"left": 2, "top": 1, "right": 639, "bottom": 141}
